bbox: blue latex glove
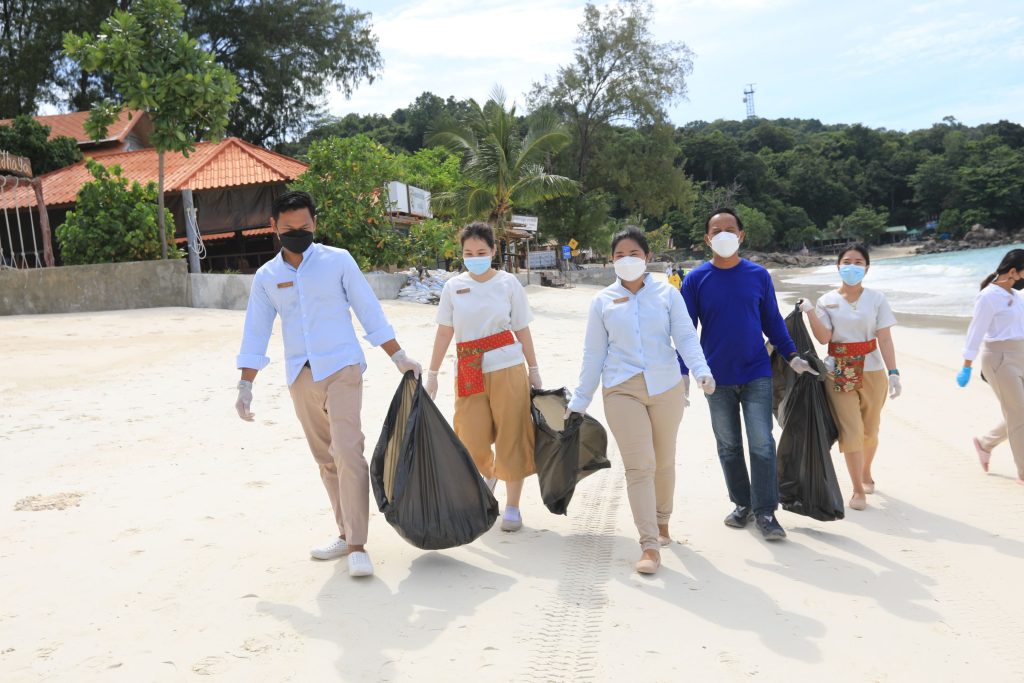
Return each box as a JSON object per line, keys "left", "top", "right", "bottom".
{"left": 956, "top": 366, "right": 971, "bottom": 387}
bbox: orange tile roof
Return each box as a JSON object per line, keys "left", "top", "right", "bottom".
{"left": 0, "top": 138, "right": 308, "bottom": 209}
{"left": 0, "top": 109, "right": 146, "bottom": 144}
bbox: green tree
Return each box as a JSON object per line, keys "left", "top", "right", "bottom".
{"left": 64, "top": 0, "right": 239, "bottom": 259}
{"left": 186, "top": 0, "right": 382, "bottom": 147}
{"left": 428, "top": 88, "right": 578, "bottom": 231}
{"left": 0, "top": 0, "right": 62, "bottom": 116}
{"left": 537, "top": 191, "right": 614, "bottom": 250}
{"left": 736, "top": 204, "right": 773, "bottom": 250}
{"left": 828, "top": 206, "right": 889, "bottom": 244}
{"left": 56, "top": 159, "right": 175, "bottom": 264}
{"left": 530, "top": 0, "right": 693, "bottom": 186}
{"left": 910, "top": 153, "right": 958, "bottom": 216}
{"left": 957, "top": 138, "right": 1024, "bottom": 229}
{"left": 0, "top": 115, "right": 82, "bottom": 174}
{"left": 291, "top": 134, "right": 408, "bottom": 269}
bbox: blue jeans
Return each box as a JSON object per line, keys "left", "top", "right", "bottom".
{"left": 704, "top": 376, "right": 779, "bottom": 515}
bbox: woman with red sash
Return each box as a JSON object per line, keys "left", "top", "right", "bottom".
{"left": 425, "top": 223, "right": 541, "bottom": 532}
{"left": 800, "top": 245, "right": 901, "bottom": 511}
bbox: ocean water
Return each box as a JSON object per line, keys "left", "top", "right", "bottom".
{"left": 781, "top": 244, "right": 1024, "bottom": 318}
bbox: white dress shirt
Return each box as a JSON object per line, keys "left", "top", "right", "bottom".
{"left": 568, "top": 275, "right": 712, "bottom": 413}
{"left": 815, "top": 288, "right": 897, "bottom": 372}
{"left": 236, "top": 243, "right": 396, "bottom": 385}
{"left": 435, "top": 271, "right": 533, "bottom": 374}
{"left": 963, "top": 284, "right": 1024, "bottom": 361}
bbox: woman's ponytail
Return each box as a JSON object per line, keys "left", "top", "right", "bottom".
{"left": 981, "top": 272, "right": 998, "bottom": 290}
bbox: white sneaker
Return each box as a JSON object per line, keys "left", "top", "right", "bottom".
{"left": 310, "top": 537, "right": 349, "bottom": 560}
{"left": 500, "top": 507, "right": 522, "bottom": 532}
{"left": 347, "top": 551, "right": 374, "bottom": 577}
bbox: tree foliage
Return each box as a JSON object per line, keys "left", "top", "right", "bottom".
{"left": 428, "top": 88, "right": 578, "bottom": 230}
{"left": 56, "top": 159, "right": 175, "bottom": 264}
{"left": 0, "top": 115, "right": 82, "bottom": 175}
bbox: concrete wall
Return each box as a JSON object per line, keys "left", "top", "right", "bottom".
{"left": 365, "top": 272, "right": 408, "bottom": 300}
{"left": 0, "top": 260, "right": 189, "bottom": 316}
{"left": 189, "top": 273, "right": 254, "bottom": 311}
{"left": 571, "top": 266, "right": 617, "bottom": 287}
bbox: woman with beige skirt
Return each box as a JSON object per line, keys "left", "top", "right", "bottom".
{"left": 425, "top": 223, "right": 542, "bottom": 531}
{"left": 800, "top": 245, "right": 901, "bottom": 511}
{"left": 567, "top": 227, "right": 715, "bottom": 575}
{"left": 957, "top": 249, "right": 1024, "bottom": 485}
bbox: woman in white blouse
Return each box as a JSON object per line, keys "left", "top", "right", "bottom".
{"left": 957, "top": 248, "right": 1024, "bottom": 486}
{"left": 801, "top": 245, "right": 900, "bottom": 511}
{"left": 425, "top": 223, "right": 543, "bottom": 532}
{"left": 567, "top": 227, "right": 714, "bottom": 575}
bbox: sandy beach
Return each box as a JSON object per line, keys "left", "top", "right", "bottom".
{"left": 2, "top": 279, "right": 1024, "bottom": 682}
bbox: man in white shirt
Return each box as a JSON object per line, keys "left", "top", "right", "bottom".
{"left": 235, "top": 191, "right": 422, "bottom": 578}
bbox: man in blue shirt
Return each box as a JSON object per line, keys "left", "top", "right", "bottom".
{"left": 235, "top": 191, "right": 422, "bottom": 577}
{"left": 679, "top": 209, "right": 817, "bottom": 540}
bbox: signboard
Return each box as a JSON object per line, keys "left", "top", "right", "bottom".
{"left": 511, "top": 214, "right": 538, "bottom": 232}
{"left": 528, "top": 250, "right": 557, "bottom": 269}
{"left": 0, "top": 150, "right": 32, "bottom": 177}
{"left": 408, "top": 185, "right": 432, "bottom": 218}
{"left": 568, "top": 238, "right": 578, "bottom": 249}
{"left": 561, "top": 245, "right": 571, "bottom": 260}
{"left": 386, "top": 181, "right": 409, "bottom": 213}
{"left": 571, "top": 249, "right": 580, "bottom": 257}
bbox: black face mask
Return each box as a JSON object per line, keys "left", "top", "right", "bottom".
{"left": 279, "top": 229, "right": 314, "bottom": 254}
{"left": 1013, "top": 278, "right": 1024, "bottom": 291}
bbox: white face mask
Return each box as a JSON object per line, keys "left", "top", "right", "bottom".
{"left": 710, "top": 232, "right": 740, "bottom": 258}
{"left": 614, "top": 256, "right": 648, "bottom": 282}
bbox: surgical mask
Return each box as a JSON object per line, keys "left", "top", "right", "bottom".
{"left": 464, "top": 256, "right": 492, "bottom": 275}
{"left": 279, "top": 229, "right": 314, "bottom": 254}
{"left": 1014, "top": 277, "right": 1024, "bottom": 291}
{"left": 614, "top": 256, "right": 647, "bottom": 282}
{"left": 710, "top": 232, "right": 740, "bottom": 258}
{"left": 839, "top": 265, "right": 866, "bottom": 286}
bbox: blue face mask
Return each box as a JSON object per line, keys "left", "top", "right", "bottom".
{"left": 839, "top": 265, "right": 866, "bottom": 286}
{"left": 464, "top": 256, "right": 492, "bottom": 275}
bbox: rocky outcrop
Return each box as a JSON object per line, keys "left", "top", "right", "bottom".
{"left": 915, "top": 225, "right": 1024, "bottom": 255}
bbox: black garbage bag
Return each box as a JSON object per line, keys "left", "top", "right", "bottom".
{"left": 370, "top": 372, "right": 498, "bottom": 549}
{"left": 531, "top": 388, "right": 610, "bottom": 515}
{"left": 770, "top": 305, "right": 845, "bottom": 521}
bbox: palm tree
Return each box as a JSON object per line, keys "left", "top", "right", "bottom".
{"left": 428, "top": 87, "right": 578, "bottom": 233}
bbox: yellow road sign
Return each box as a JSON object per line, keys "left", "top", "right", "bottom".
{"left": 568, "top": 238, "right": 579, "bottom": 249}
{"left": 571, "top": 249, "right": 580, "bottom": 257}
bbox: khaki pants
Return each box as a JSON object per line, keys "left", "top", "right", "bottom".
{"left": 288, "top": 364, "right": 368, "bottom": 545}
{"left": 979, "top": 340, "right": 1024, "bottom": 479}
{"left": 603, "top": 374, "right": 685, "bottom": 552}
{"left": 825, "top": 369, "right": 888, "bottom": 453}
{"left": 453, "top": 364, "right": 536, "bottom": 481}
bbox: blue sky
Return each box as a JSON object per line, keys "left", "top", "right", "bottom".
{"left": 335, "top": 0, "right": 1024, "bottom": 131}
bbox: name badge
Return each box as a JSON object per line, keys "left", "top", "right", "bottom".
{"left": 456, "top": 288, "right": 471, "bottom": 295}
{"left": 277, "top": 281, "right": 294, "bottom": 289}
{"left": 612, "top": 296, "right": 629, "bottom": 304}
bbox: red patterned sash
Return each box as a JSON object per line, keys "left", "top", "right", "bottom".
{"left": 456, "top": 330, "right": 516, "bottom": 397}
{"left": 827, "top": 339, "right": 878, "bottom": 393}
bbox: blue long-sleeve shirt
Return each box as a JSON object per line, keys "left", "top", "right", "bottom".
{"left": 677, "top": 259, "right": 797, "bottom": 385}
{"left": 237, "top": 243, "right": 396, "bottom": 386}
{"left": 568, "top": 275, "right": 711, "bottom": 414}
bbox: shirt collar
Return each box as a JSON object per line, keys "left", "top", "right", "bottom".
{"left": 611, "top": 273, "right": 652, "bottom": 297}
{"left": 277, "top": 242, "right": 320, "bottom": 272}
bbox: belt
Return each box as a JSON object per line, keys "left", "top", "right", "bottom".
{"left": 827, "top": 339, "right": 877, "bottom": 393}
{"left": 455, "top": 330, "right": 516, "bottom": 397}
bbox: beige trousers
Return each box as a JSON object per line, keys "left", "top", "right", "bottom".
{"left": 453, "top": 364, "right": 536, "bottom": 481}
{"left": 603, "top": 374, "right": 685, "bottom": 552}
{"left": 288, "top": 364, "right": 368, "bottom": 545}
{"left": 979, "top": 340, "right": 1024, "bottom": 479}
{"left": 825, "top": 369, "right": 888, "bottom": 453}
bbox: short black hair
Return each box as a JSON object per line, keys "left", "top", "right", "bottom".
{"left": 837, "top": 244, "right": 870, "bottom": 267}
{"left": 272, "top": 190, "right": 317, "bottom": 221}
{"left": 459, "top": 222, "right": 495, "bottom": 248}
{"left": 704, "top": 207, "right": 744, "bottom": 234}
{"left": 611, "top": 226, "right": 650, "bottom": 255}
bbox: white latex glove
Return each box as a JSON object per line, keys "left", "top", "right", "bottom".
{"left": 798, "top": 298, "right": 814, "bottom": 313}
{"left": 528, "top": 366, "right": 543, "bottom": 390}
{"left": 390, "top": 349, "right": 422, "bottom": 378}
{"left": 425, "top": 370, "right": 439, "bottom": 400}
{"left": 697, "top": 375, "right": 716, "bottom": 395}
{"left": 888, "top": 374, "right": 902, "bottom": 399}
{"left": 789, "top": 356, "right": 820, "bottom": 376}
{"left": 236, "top": 380, "right": 254, "bottom": 422}
{"left": 681, "top": 375, "right": 691, "bottom": 407}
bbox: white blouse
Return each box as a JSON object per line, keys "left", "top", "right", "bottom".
{"left": 815, "top": 288, "right": 897, "bottom": 372}
{"left": 962, "top": 284, "right": 1024, "bottom": 361}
